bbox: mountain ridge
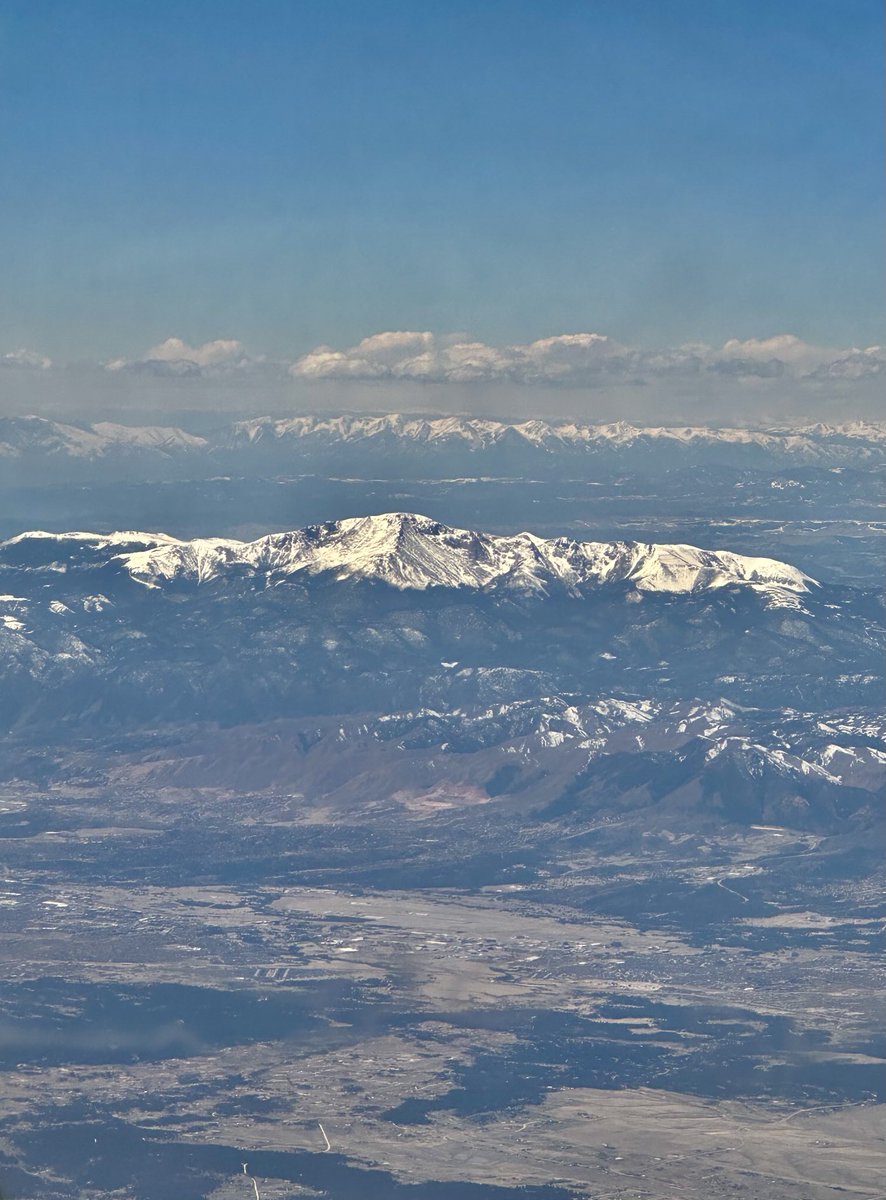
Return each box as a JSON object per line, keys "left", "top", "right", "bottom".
{"left": 1, "top": 512, "right": 815, "bottom": 604}
{"left": 2, "top": 412, "right": 885, "bottom": 470}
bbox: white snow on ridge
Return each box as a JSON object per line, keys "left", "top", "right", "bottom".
{"left": 228, "top": 413, "right": 886, "bottom": 457}
{"left": 2, "top": 413, "right": 884, "bottom": 463}
{"left": 89, "top": 422, "right": 207, "bottom": 451}
{"left": 0, "top": 530, "right": 179, "bottom": 551}
{"left": 0, "top": 416, "right": 206, "bottom": 459}
{"left": 0, "top": 513, "right": 814, "bottom": 604}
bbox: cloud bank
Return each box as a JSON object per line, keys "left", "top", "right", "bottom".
{"left": 105, "top": 337, "right": 257, "bottom": 376}
{"left": 2, "top": 330, "right": 880, "bottom": 390}
{"left": 290, "top": 331, "right": 884, "bottom": 387}
{"left": 1, "top": 330, "right": 882, "bottom": 424}
{"left": 1, "top": 347, "right": 53, "bottom": 370}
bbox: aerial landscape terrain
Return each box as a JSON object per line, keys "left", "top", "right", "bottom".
{"left": 1, "top": 2, "right": 882, "bottom": 1196}
{"left": 0, "top": 414, "right": 882, "bottom": 1199}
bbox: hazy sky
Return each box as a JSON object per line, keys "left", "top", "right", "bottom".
{"left": 0, "top": 0, "right": 882, "bottom": 419}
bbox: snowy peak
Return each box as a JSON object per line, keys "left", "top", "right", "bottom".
{"left": 228, "top": 413, "right": 886, "bottom": 459}
{"left": 3, "top": 514, "right": 814, "bottom": 605}
{"left": 0, "top": 415, "right": 206, "bottom": 460}
{"left": 2, "top": 413, "right": 884, "bottom": 473}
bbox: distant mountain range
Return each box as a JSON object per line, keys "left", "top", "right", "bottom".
{"left": 226, "top": 413, "right": 886, "bottom": 457}
{"left": 2, "top": 413, "right": 884, "bottom": 482}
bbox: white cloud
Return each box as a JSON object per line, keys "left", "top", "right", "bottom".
{"left": 294, "top": 332, "right": 437, "bottom": 380}
{"left": 515, "top": 333, "right": 617, "bottom": 380}
{"left": 292, "top": 331, "right": 619, "bottom": 384}
{"left": 106, "top": 337, "right": 255, "bottom": 376}
{"left": 3, "top": 329, "right": 882, "bottom": 423}
{"left": 72, "top": 328, "right": 884, "bottom": 404}
{"left": 289, "top": 330, "right": 884, "bottom": 389}
{"left": 144, "top": 337, "right": 248, "bottom": 367}
{"left": 807, "top": 346, "right": 884, "bottom": 381}
{"left": 719, "top": 334, "right": 823, "bottom": 365}
{"left": 1, "top": 347, "right": 52, "bottom": 370}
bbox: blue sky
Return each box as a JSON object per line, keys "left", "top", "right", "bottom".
{"left": 0, "top": 0, "right": 882, "bottom": 369}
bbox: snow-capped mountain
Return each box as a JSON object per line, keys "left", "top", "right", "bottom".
{"left": 227, "top": 412, "right": 886, "bottom": 458}
{"left": 0, "top": 513, "right": 880, "bottom": 832}
{"left": 1, "top": 413, "right": 884, "bottom": 484}
{"left": 1, "top": 513, "right": 815, "bottom": 606}
{"left": 0, "top": 415, "right": 206, "bottom": 459}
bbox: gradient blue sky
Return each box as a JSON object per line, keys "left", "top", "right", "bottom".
{"left": 1, "top": 0, "right": 882, "bottom": 363}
